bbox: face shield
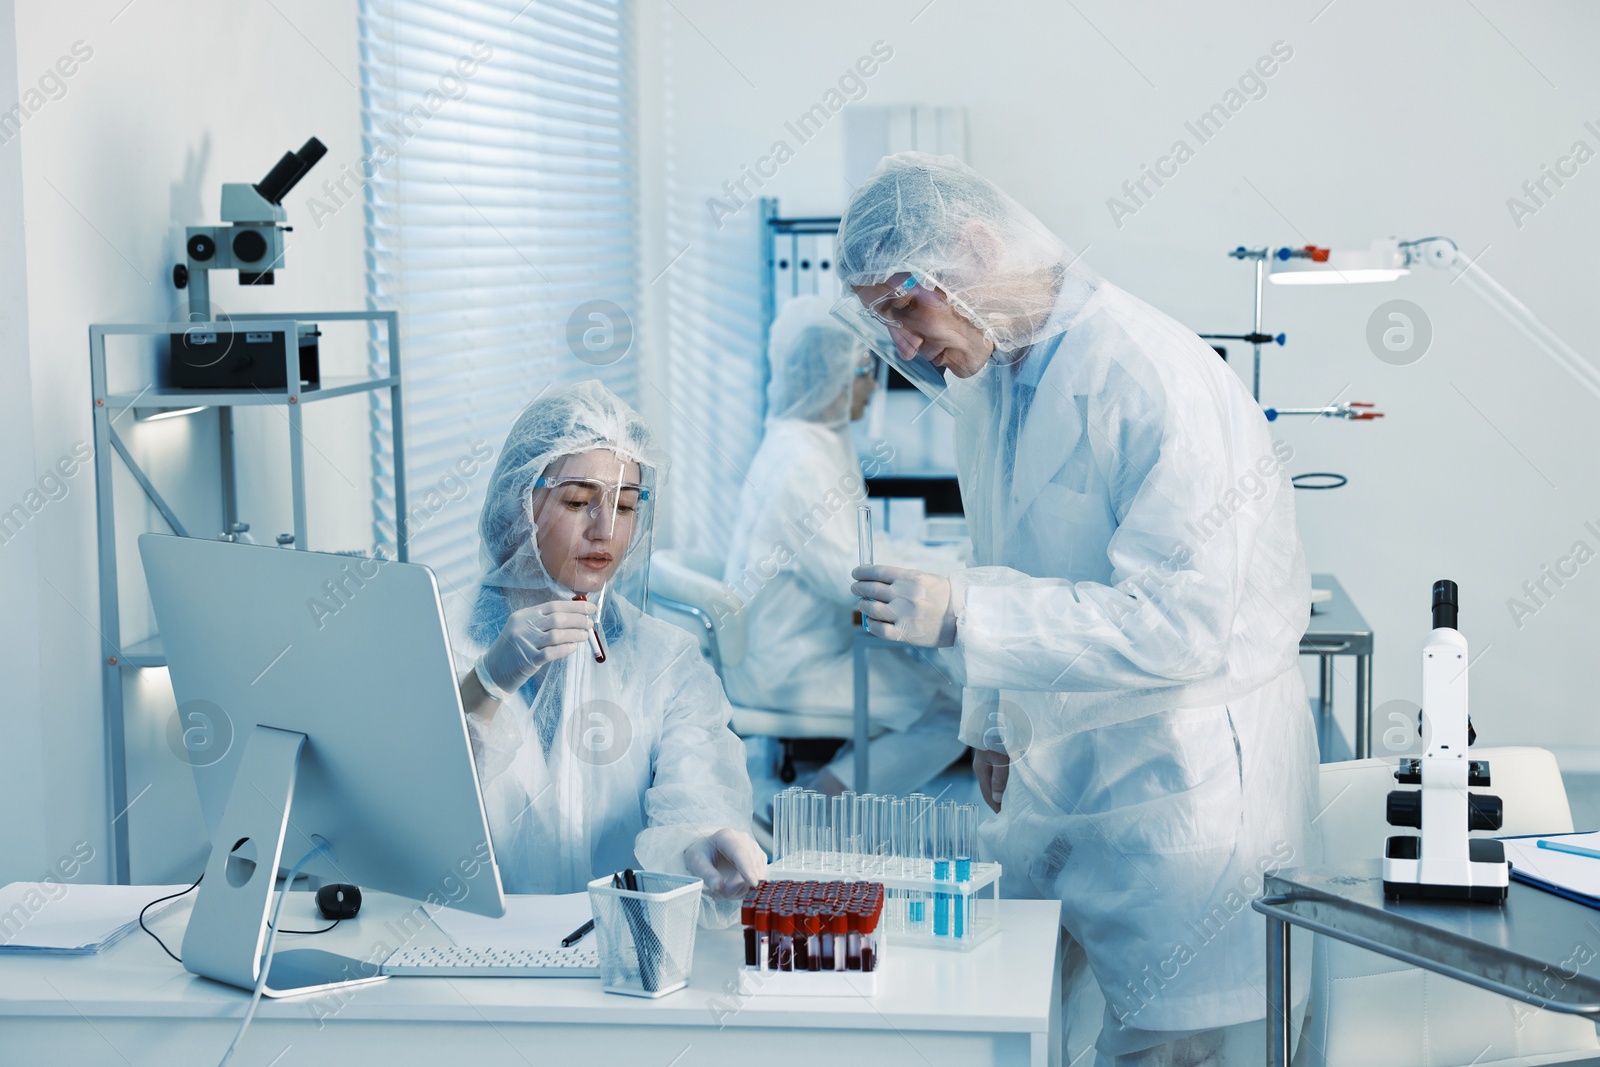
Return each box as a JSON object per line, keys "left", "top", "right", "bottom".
{"left": 830, "top": 276, "right": 965, "bottom": 414}
{"left": 526, "top": 457, "right": 657, "bottom": 623}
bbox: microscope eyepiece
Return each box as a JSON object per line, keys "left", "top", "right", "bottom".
{"left": 254, "top": 137, "right": 327, "bottom": 206}
{"left": 1432, "top": 579, "right": 1459, "bottom": 631}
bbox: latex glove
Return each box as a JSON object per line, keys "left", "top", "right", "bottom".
{"left": 852, "top": 564, "right": 957, "bottom": 647}
{"left": 476, "top": 599, "right": 597, "bottom": 700}
{"left": 974, "top": 749, "right": 1010, "bottom": 813}
{"left": 683, "top": 828, "right": 768, "bottom": 899}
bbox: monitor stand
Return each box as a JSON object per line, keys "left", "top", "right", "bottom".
{"left": 180, "top": 725, "right": 388, "bottom": 998}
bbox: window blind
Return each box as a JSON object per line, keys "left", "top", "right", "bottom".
{"left": 360, "top": 0, "right": 639, "bottom": 599}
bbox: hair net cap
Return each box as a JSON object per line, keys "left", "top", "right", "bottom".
{"left": 765, "top": 294, "right": 866, "bottom": 425}
{"left": 835, "top": 152, "right": 1099, "bottom": 353}
{"left": 478, "top": 379, "right": 667, "bottom": 594}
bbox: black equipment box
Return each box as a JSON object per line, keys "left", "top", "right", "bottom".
{"left": 170, "top": 325, "right": 320, "bottom": 390}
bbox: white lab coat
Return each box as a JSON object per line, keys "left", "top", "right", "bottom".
{"left": 723, "top": 418, "right": 959, "bottom": 729}
{"left": 946, "top": 282, "right": 1317, "bottom": 1032}
{"left": 454, "top": 588, "right": 755, "bottom": 927}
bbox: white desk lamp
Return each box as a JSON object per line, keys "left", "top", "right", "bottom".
{"left": 1268, "top": 237, "right": 1600, "bottom": 401}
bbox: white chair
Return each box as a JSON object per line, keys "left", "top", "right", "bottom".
{"left": 1298, "top": 748, "right": 1600, "bottom": 1067}
{"left": 646, "top": 550, "right": 880, "bottom": 783}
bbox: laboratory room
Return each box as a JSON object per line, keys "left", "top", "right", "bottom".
{"left": 8, "top": 2, "right": 1600, "bottom": 1067}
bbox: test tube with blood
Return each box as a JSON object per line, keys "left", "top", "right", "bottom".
{"left": 571, "top": 593, "right": 606, "bottom": 663}
{"left": 775, "top": 909, "right": 795, "bottom": 972}
{"left": 742, "top": 892, "right": 758, "bottom": 968}
{"left": 861, "top": 897, "right": 882, "bottom": 973}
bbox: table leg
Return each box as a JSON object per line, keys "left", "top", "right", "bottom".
{"left": 1355, "top": 654, "right": 1372, "bottom": 759}
{"left": 1318, "top": 654, "right": 1333, "bottom": 723}
{"left": 1266, "top": 914, "right": 1291, "bottom": 1067}
{"left": 853, "top": 638, "right": 869, "bottom": 793}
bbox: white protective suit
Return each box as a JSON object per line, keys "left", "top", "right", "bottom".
{"left": 836, "top": 154, "right": 1317, "bottom": 1053}
{"left": 456, "top": 381, "right": 756, "bottom": 927}
{"left": 724, "top": 296, "right": 965, "bottom": 793}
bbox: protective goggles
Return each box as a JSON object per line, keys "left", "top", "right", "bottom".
{"left": 532, "top": 476, "right": 651, "bottom": 517}
{"left": 831, "top": 278, "right": 958, "bottom": 414}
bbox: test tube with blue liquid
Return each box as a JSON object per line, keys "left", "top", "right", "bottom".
{"left": 856, "top": 505, "right": 873, "bottom": 632}
{"left": 933, "top": 800, "right": 955, "bottom": 937}
{"left": 955, "top": 803, "right": 976, "bottom": 939}
{"left": 907, "top": 794, "right": 931, "bottom": 929}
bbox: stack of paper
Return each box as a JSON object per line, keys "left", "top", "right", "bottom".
{"left": 1502, "top": 832, "right": 1600, "bottom": 909}
{"left": 428, "top": 892, "right": 594, "bottom": 951}
{"left": 0, "top": 882, "right": 191, "bottom": 956}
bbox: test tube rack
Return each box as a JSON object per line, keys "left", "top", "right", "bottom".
{"left": 766, "top": 855, "right": 1003, "bottom": 951}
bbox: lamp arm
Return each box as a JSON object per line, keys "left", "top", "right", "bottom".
{"left": 1410, "top": 237, "right": 1600, "bottom": 402}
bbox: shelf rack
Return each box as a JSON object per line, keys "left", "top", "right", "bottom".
{"left": 89, "top": 310, "right": 406, "bottom": 882}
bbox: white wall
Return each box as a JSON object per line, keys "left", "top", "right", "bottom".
{"left": 4, "top": 0, "right": 366, "bottom": 883}
{"left": 0, "top": 0, "right": 49, "bottom": 886}
{"left": 643, "top": 0, "right": 1600, "bottom": 761}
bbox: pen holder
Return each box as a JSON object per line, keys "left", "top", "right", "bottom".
{"left": 587, "top": 872, "right": 703, "bottom": 998}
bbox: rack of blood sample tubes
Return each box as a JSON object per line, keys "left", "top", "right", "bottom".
{"left": 735, "top": 880, "right": 886, "bottom": 996}
{"left": 764, "top": 787, "right": 1002, "bottom": 950}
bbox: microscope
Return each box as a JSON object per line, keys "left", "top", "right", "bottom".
{"left": 1382, "top": 580, "right": 1509, "bottom": 903}
{"left": 171, "top": 137, "right": 326, "bottom": 389}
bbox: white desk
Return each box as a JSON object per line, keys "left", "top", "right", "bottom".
{"left": 0, "top": 891, "right": 1062, "bottom": 1066}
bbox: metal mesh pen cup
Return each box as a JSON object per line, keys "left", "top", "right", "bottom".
{"left": 586, "top": 872, "right": 703, "bottom": 998}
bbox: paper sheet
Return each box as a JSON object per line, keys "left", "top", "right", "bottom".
{"left": 1503, "top": 832, "right": 1600, "bottom": 900}
{"left": 427, "top": 893, "right": 595, "bottom": 951}
{"left": 0, "top": 882, "right": 191, "bottom": 953}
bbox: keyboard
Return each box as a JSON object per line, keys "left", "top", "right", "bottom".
{"left": 381, "top": 944, "right": 600, "bottom": 977}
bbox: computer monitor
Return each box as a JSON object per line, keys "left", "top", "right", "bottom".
{"left": 140, "top": 533, "right": 504, "bottom": 997}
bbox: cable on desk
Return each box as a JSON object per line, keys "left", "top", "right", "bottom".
{"left": 141, "top": 873, "right": 341, "bottom": 965}
{"left": 141, "top": 873, "right": 203, "bottom": 963}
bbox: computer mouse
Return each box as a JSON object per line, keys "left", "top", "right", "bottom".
{"left": 316, "top": 883, "right": 362, "bottom": 921}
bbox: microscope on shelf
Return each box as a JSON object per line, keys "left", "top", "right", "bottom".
{"left": 1381, "top": 580, "right": 1510, "bottom": 903}
{"left": 170, "top": 137, "right": 326, "bottom": 389}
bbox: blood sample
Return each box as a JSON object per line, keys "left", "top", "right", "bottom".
{"left": 571, "top": 593, "right": 606, "bottom": 663}
{"left": 794, "top": 910, "right": 810, "bottom": 971}
{"left": 846, "top": 908, "right": 861, "bottom": 970}
{"left": 803, "top": 911, "right": 822, "bottom": 971}
{"left": 742, "top": 895, "right": 758, "bottom": 968}
{"left": 860, "top": 900, "right": 882, "bottom": 973}
{"left": 832, "top": 911, "right": 848, "bottom": 971}
{"left": 775, "top": 910, "right": 795, "bottom": 972}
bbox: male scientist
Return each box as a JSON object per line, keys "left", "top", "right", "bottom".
{"left": 836, "top": 153, "right": 1316, "bottom": 1066}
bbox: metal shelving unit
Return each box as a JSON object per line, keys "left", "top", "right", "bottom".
{"left": 89, "top": 309, "right": 406, "bottom": 882}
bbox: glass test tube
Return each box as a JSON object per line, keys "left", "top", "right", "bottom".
{"left": 956, "top": 803, "right": 977, "bottom": 938}
{"left": 887, "top": 797, "right": 908, "bottom": 934}
{"left": 907, "top": 793, "right": 931, "bottom": 928}
{"left": 857, "top": 505, "right": 874, "bottom": 632}
{"left": 873, "top": 795, "right": 894, "bottom": 875}
{"left": 808, "top": 792, "right": 828, "bottom": 870}
{"left": 839, "top": 790, "right": 857, "bottom": 873}
{"left": 830, "top": 794, "right": 849, "bottom": 872}
{"left": 853, "top": 793, "right": 874, "bottom": 876}
{"left": 933, "top": 800, "right": 956, "bottom": 937}
{"left": 770, "top": 790, "right": 783, "bottom": 865}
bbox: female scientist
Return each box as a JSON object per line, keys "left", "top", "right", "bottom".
{"left": 455, "top": 380, "right": 766, "bottom": 925}
{"left": 724, "top": 294, "right": 965, "bottom": 796}
{"left": 836, "top": 154, "right": 1317, "bottom": 1064}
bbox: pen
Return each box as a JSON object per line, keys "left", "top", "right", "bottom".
{"left": 561, "top": 918, "right": 595, "bottom": 947}
{"left": 1537, "top": 838, "right": 1600, "bottom": 861}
